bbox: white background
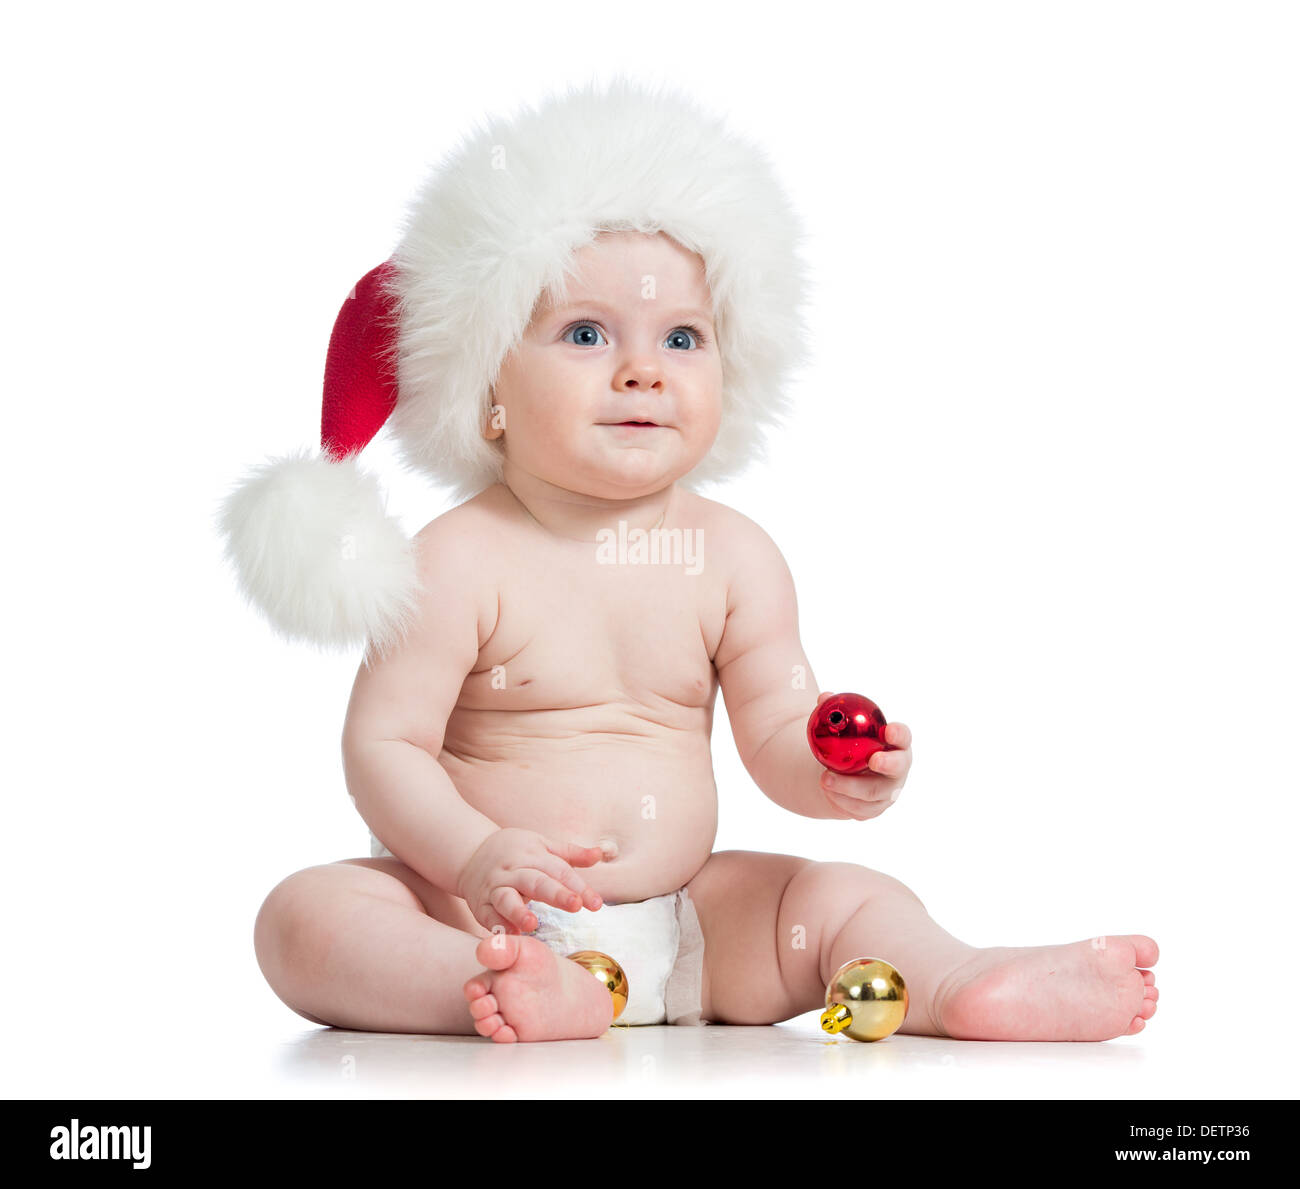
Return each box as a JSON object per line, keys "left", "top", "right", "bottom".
{"left": 4, "top": 1, "right": 1296, "bottom": 1099}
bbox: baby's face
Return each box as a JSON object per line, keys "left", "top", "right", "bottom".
{"left": 487, "top": 230, "right": 723, "bottom": 500}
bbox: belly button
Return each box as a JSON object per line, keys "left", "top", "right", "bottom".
{"left": 598, "top": 837, "right": 619, "bottom": 860}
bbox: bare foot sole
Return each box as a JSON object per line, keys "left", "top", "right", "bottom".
{"left": 462, "top": 933, "right": 615, "bottom": 1043}
{"left": 933, "top": 934, "right": 1160, "bottom": 1041}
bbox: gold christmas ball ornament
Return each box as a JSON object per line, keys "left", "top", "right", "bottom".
{"left": 566, "top": 950, "right": 629, "bottom": 1021}
{"left": 820, "top": 957, "right": 908, "bottom": 1042}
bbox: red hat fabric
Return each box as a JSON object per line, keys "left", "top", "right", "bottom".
{"left": 321, "top": 260, "right": 400, "bottom": 461}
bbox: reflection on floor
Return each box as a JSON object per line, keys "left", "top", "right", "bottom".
{"left": 269, "top": 1011, "right": 1150, "bottom": 1099}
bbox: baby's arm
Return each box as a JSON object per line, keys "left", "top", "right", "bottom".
{"left": 713, "top": 512, "right": 851, "bottom": 819}
{"left": 341, "top": 520, "right": 502, "bottom": 893}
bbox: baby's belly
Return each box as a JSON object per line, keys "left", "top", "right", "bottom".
{"left": 439, "top": 712, "right": 719, "bottom": 904}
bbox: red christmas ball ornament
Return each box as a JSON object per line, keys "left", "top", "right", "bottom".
{"left": 807, "top": 693, "right": 895, "bottom": 775}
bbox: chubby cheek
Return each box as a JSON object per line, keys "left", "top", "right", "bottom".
{"left": 520, "top": 403, "right": 573, "bottom": 457}
{"left": 680, "top": 389, "right": 724, "bottom": 455}
{"left": 510, "top": 378, "right": 585, "bottom": 459}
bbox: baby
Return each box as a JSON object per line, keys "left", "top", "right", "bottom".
{"left": 250, "top": 224, "right": 1159, "bottom": 1043}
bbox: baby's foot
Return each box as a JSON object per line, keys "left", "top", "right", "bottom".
{"left": 462, "top": 933, "right": 615, "bottom": 1043}
{"left": 932, "top": 934, "right": 1159, "bottom": 1041}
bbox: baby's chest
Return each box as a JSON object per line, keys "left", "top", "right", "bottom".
{"left": 464, "top": 561, "right": 724, "bottom": 711}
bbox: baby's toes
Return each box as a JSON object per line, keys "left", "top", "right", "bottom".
{"left": 1122, "top": 981, "right": 1158, "bottom": 1035}
{"left": 463, "top": 980, "right": 507, "bottom": 1038}
{"left": 1126, "top": 934, "right": 1159, "bottom": 967}
{"left": 468, "top": 992, "right": 499, "bottom": 1021}
{"left": 476, "top": 931, "right": 522, "bottom": 970}
{"left": 1137, "top": 967, "right": 1158, "bottom": 1009}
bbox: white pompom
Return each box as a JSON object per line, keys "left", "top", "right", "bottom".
{"left": 217, "top": 448, "right": 421, "bottom": 656}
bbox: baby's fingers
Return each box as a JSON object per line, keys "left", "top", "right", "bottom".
{"left": 544, "top": 837, "right": 608, "bottom": 869}
{"left": 865, "top": 748, "right": 909, "bottom": 779}
{"left": 489, "top": 886, "right": 537, "bottom": 933}
{"left": 883, "top": 721, "right": 911, "bottom": 750}
{"left": 478, "top": 904, "right": 519, "bottom": 938}
{"left": 824, "top": 787, "right": 890, "bottom": 820}
{"left": 821, "top": 769, "right": 896, "bottom": 802}
{"left": 526, "top": 852, "right": 604, "bottom": 910}
{"left": 519, "top": 869, "right": 600, "bottom": 913}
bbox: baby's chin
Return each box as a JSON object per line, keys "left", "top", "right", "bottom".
{"left": 577, "top": 459, "right": 692, "bottom": 499}
{"left": 541, "top": 449, "right": 696, "bottom": 498}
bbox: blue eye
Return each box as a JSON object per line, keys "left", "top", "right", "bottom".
{"left": 561, "top": 319, "right": 710, "bottom": 350}
{"left": 563, "top": 322, "right": 607, "bottom": 347}
{"left": 666, "top": 325, "right": 707, "bottom": 350}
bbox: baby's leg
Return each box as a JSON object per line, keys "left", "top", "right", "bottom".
{"left": 686, "top": 851, "right": 1159, "bottom": 1040}
{"left": 686, "top": 851, "right": 976, "bottom": 1034}
{"left": 788, "top": 862, "right": 1159, "bottom": 1040}
{"left": 253, "top": 859, "right": 611, "bottom": 1039}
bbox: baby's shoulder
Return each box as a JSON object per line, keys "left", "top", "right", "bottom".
{"left": 685, "top": 489, "right": 750, "bottom": 533}
{"left": 685, "top": 492, "right": 789, "bottom": 581}
{"left": 412, "top": 484, "right": 519, "bottom": 552}
{"left": 407, "top": 492, "right": 505, "bottom": 640}
{"left": 409, "top": 507, "right": 473, "bottom": 571}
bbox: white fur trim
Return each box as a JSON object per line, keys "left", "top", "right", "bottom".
{"left": 386, "top": 75, "right": 812, "bottom": 504}
{"left": 217, "top": 449, "right": 420, "bottom": 656}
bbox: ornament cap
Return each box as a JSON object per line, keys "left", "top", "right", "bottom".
{"left": 820, "top": 1004, "right": 853, "bottom": 1034}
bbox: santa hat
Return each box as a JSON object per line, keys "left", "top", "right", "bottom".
{"left": 217, "top": 75, "right": 811, "bottom": 658}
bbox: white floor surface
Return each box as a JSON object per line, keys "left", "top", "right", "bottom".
{"left": 15, "top": 993, "right": 1286, "bottom": 1100}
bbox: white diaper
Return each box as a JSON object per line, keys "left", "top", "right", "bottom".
{"left": 367, "top": 830, "right": 707, "bottom": 1026}
{"left": 528, "top": 889, "right": 707, "bottom": 1027}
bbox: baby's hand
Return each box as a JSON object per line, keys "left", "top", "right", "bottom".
{"left": 815, "top": 691, "right": 913, "bottom": 820}
{"left": 455, "top": 827, "right": 607, "bottom": 935}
